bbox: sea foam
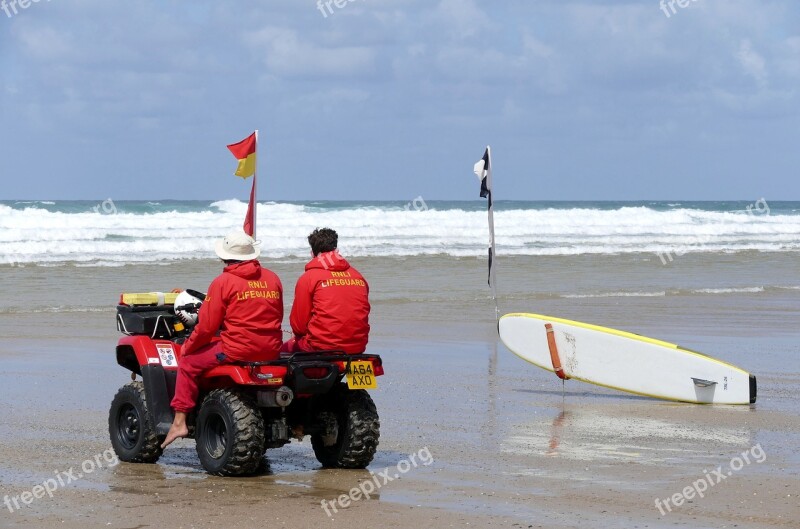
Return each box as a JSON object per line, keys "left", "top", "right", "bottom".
{"left": 1, "top": 201, "right": 799, "bottom": 265}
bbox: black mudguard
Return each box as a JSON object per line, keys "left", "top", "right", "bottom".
{"left": 141, "top": 365, "right": 178, "bottom": 436}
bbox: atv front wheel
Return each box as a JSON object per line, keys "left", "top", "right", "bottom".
{"left": 195, "top": 390, "right": 265, "bottom": 476}
{"left": 109, "top": 381, "right": 163, "bottom": 463}
{"left": 312, "top": 387, "right": 380, "bottom": 469}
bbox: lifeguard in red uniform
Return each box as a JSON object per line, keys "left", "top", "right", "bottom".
{"left": 162, "top": 231, "right": 283, "bottom": 448}
{"left": 283, "top": 228, "right": 370, "bottom": 354}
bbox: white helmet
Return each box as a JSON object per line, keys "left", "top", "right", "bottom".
{"left": 174, "top": 290, "right": 203, "bottom": 327}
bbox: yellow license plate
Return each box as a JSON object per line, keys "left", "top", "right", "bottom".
{"left": 346, "top": 361, "right": 378, "bottom": 390}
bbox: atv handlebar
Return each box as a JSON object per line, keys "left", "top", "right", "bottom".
{"left": 174, "top": 303, "right": 202, "bottom": 313}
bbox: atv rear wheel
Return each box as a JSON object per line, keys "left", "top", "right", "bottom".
{"left": 109, "top": 381, "right": 163, "bottom": 463}
{"left": 312, "top": 387, "right": 380, "bottom": 469}
{"left": 195, "top": 390, "right": 265, "bottom": 476}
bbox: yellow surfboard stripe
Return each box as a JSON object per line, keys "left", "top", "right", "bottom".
{"left": 501, "top": 312, "right": 750, "bottom": 377}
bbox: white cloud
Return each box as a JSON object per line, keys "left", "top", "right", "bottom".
{"left": 776, "top": 36, "right": 800, "bottom": 79}
{"left": 522, "top": 34, "right": 554, "bottom": 60}
{"left": 244, "top": 26, "right": 375, "bottom": 78}
{"left": 14, "top": 25, "right": 74, "bottom": 61}
{"left": 737, "top": 39, "right": 768, "bottom": 88}
{"left": 433, "top": 0, "right": 492, "bottom": 40}
{"left": 278, "top": 88, "right": 372, "bottom": 116}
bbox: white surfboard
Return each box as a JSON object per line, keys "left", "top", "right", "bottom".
{"left": 499, "top": 313, "right": 756, "bottom": 404}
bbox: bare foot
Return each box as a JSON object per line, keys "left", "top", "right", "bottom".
{"left": 161, "top": 422, "right": 189, "bottom": 449}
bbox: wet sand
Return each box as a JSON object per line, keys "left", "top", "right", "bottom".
{"left": 1, "top": 257, "right": 799, "bottom": 528}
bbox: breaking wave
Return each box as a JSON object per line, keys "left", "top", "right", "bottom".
{"left": 1, "top": 200, "right": 799, "bottom": 265}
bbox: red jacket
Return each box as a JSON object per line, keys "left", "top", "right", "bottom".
{"left": 290, "top": 251, "right": 370, "bottom": 353}
{"left": 182, "top": 260, "right": 283, "bottom": 362}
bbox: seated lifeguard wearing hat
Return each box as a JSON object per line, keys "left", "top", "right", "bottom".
{"left": 161, "top": 232, "right": 283, "bottom": 449}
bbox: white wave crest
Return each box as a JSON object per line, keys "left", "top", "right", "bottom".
{"left": 1, "top": 202, "right": 800, "bottom": 265}
{"left": 692, "top": 287, "right": 765, "bottom": 294}
{"left": 562, "top": 291, "right": 667, "bottom": 299}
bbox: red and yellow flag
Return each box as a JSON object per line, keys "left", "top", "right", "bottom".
{"left": 227, "top": 131, "right": 258, "bottom": 237}
{"left": 227, "top": 132, "right": 257, "bottom": 179}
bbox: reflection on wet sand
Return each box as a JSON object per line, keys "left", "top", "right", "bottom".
{"left": 546, "top": 409, "right": 568, "bottom": 457}
{"left": 504, "top": 403, "right": 754, "bottom": 464}
{"left": 105, "top": 444, "right": 381, "bottom": 505}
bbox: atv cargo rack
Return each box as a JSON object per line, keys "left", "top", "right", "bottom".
{"left": 116, "top": 305, "right": 177, "bottom": 339}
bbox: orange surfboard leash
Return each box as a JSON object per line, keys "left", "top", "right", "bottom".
{"left": 545, "top": 323, "right": 570, "bottom": 380}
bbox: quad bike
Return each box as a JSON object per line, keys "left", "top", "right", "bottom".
{"left": 108, "top": 291, "right": 383, "bottom": 476}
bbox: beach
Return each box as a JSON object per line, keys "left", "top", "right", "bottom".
{"left": 4, "top": 0, "right": 800, "bottom": 524}
{"left": 1, "top": 248, "right": 798, "bottom": 528}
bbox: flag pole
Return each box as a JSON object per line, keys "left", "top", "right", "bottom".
{"left": 475, "top": 145, "right": 499, "bottom": 328}
{"left": 253, "top": 129, "right": 259, "bottom": 240}
{"left": 486, "top": 145, "right": 499, "bottom": 327}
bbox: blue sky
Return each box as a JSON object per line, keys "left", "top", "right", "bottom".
{"left": 1, "top": 0, "right": 798, "bottom": 200}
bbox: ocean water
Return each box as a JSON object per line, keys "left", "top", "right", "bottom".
{"left": 1, "top": 199, "right": 798, "bottom": 265}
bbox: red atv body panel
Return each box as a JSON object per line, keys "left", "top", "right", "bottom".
{"left": 116, "top": 335, "right": 288, "bottom": 387}
{"left": 116, "top": 335, "right": 383, "bottom": 389}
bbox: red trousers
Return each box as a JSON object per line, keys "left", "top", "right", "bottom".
{"left": 171, "top": 341, "right": 229, "bottom": 413}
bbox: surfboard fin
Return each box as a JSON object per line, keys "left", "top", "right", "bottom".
{"left": 692, "top": 378, "right": 717, "bottom": 388}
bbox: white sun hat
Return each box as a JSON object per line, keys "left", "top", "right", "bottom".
{"left": 215, "top": 231, "right": 261, "bottom": 261}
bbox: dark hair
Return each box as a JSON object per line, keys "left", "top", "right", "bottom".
{"left": 308, "top": 228, "right": 338, "bottom": 256}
